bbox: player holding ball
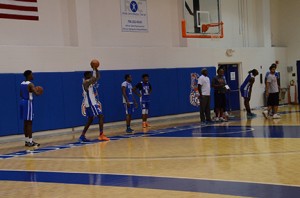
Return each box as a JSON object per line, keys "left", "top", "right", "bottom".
{"left": 20, "top": 70, "right": 43, "bottom": 147}
{"left": 79, "top": 59, "right": 110, "bottom": 142}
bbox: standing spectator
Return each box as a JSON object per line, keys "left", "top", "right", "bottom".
{"left": 198, "top": 68, "right": 212, "bottom": 125}
{"left": 263, "top": 65, "right": 281, "bottom": 119}
{"left": 212, "top": 68, "right": 228, "bottom": 122}
{"left": 265, "top": 63, "right": 280, "bottom": 115}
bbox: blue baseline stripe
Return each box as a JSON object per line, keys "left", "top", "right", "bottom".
{"left": 1, "top": 124, "right": 300, "bottom": 160}
{"left": 1, "top": 110, "right": 300, "bottom": 160}
{"left": 0, "top": 170, "right": 299, "bottom": 197}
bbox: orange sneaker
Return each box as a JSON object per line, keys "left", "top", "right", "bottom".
{"left": 142, "top": 122, "right": 147, "bottom": 128}
{"left": 98, "top": 134, "right": 110, "bottom": 141}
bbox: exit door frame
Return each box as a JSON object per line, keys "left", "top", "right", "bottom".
{"left": 217, "top": 62, "right": 243, "bottom": 111}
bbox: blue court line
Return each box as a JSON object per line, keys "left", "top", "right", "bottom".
{"left": 149, "top": 125, "right": 300, "bottom": 138}
{"left": 1, "top": 110, "right": 299, "bottom": 160}
{"left": 0, "top": 170, "right": 299, "bottom": 197}
{"left": 1, "top": 124, "right": 300, "bottom": 160}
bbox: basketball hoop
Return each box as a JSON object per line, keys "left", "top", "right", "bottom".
{"left": 182, "top": 20, "right": 224, "bottom": 39}
{"left": 201, "top": 23, "right": 222, "bottom": 33}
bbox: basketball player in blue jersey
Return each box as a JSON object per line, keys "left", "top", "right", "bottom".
{"left": 20, "top": 70, "right": 42, "bottom": 147}
{"left": 122, "top": 74, "right": 138, "bottom": 133}
{"left": 133, "top": 74, "right": 152, "bottom": 128}
{"left": 240, "top": 69, "right": 259, "bottom": 118}
{"left": 79, "top": 59, "right": 110, "bottom": 142}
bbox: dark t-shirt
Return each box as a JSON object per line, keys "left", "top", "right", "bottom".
{"left": 135, "top": 81, "right": 152, "bottom": 102}
{"left": 212, "top": 75, "right": 227, "bottom": 93}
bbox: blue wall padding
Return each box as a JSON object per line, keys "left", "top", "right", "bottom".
{"left": 0, "top": 67, "right": 216, "bottom": 136}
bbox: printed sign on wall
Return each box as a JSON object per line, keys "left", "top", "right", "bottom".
{"left": 120, "top": 0, "right": 148, "bottom": 32}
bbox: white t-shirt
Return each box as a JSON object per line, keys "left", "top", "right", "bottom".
{"left": 198, "top": 75, "right": 211, "bottom": 96}
{"left": 267, "top": 74, "right": 279, "bottom": 93}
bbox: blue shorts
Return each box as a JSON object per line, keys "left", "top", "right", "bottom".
{"left": 141, "top": 101, "right": 150, "bottom": 110}
{"left": 20, "top": 100, "right": 34, "bottom": 121}
{"left": 124, "top": 103, "right": 134, "bottom": 115}
{"left": 240, "top": 89, "right": 251, "bottom": 98}
{"left": 86, "top": 104, "right": 102, "bottom": 117}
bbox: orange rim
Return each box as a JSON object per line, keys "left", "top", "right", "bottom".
{"left": 181, "top": 20, "right": 224, "bottom": 39}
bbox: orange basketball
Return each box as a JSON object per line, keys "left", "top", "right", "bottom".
{"left": 36, "top": 86, "right": 44, "bottom": 95}
{"left": 90, "top": 59, "right": 100, "bottom": 69}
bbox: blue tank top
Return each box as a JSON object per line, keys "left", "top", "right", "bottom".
{"left": 20, "top": 81, "right": 33, "bottom": 100}
{"left": 240, "top": 74, "right": 254, "bottom": 92}
{"left": 122, "top": 81, "right": 133, "bottom": 103}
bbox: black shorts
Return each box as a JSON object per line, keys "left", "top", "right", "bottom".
{"left": 214, "top": 92, "right": 226, "bottom": 109}
{"left": 267, "top": 92, "right": 279, "bottom": 106}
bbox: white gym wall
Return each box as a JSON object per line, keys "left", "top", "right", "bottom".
{"left": 0, "top": 0, "right": 295, "bottom": 107}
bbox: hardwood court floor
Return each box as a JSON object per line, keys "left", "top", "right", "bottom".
{"left": 0, "top": 105, "right": 299, "bottom": 197}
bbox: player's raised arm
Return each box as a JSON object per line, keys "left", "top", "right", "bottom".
{"left": 93, "top": 68, "right": 100, "bottom": 81}
{"left": 90, "top": 59, "right": 100, "bottom": 81}
{"left": 83, "top": 70, "right": 98, "bottom": 90}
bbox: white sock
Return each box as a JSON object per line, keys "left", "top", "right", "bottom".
{"left": 29, "top": 138, "right": 33, "bottom": 143}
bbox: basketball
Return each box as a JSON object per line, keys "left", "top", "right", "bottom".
{"left": 90, "top": 59, "right": 100, "bottom": 69}
{"left": 36, "top": 86, "right": 44, "bottom": 95}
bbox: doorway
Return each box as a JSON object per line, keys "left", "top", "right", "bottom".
{"left": 218, "top": 63, "right": 241, "bottom": 111}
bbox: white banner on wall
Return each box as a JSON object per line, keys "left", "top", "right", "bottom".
{"left": 120, "top": 0, "right": 148, "bottom": 32}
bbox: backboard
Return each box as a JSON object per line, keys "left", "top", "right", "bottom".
{"left": 182, "top": 0, "right": 223, "bottom": 38}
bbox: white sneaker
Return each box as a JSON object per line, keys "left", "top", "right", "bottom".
{"left": 215, "top": 117, "right": 220, "bottom": 122}
{"left": 273, "top": 114, "right": 281, "bottom": 119}
{"left": 262, "top": 111, "right": 269, "bottom": 119}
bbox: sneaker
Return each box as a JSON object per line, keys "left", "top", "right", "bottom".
{"left": 262, "top": 111, "right": 269, "bottom": 119}
{"left": 273, "top": 114, "right": 281, "bottom": 119}
{"left": 78, "top": 135, "right": 90, "bottom": 142}
{"left": 215, "top": 117, "right": 220, "bottom": 122}
{"left": 98, "top": 134, "right": 110, "bottom": 141}
{"left": 25, "top": 141, "right": 30, "bottom": 147}
{"left": 269, "top": 112, "right": 274, "bottom": 117}
{"left": 247, "top": 113, "right": 257, "bottom": 118}
{"left": 142, "top": 122, "right": 147, "bottom": 128}
{"left": 126, "top": 128, "right": 134, "bottom": 133}
{"left": 27, "top": 141, "right": 40, "bottom": 147}
{"left": 220, "top": 117, "right": 225, "bottom": 122}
